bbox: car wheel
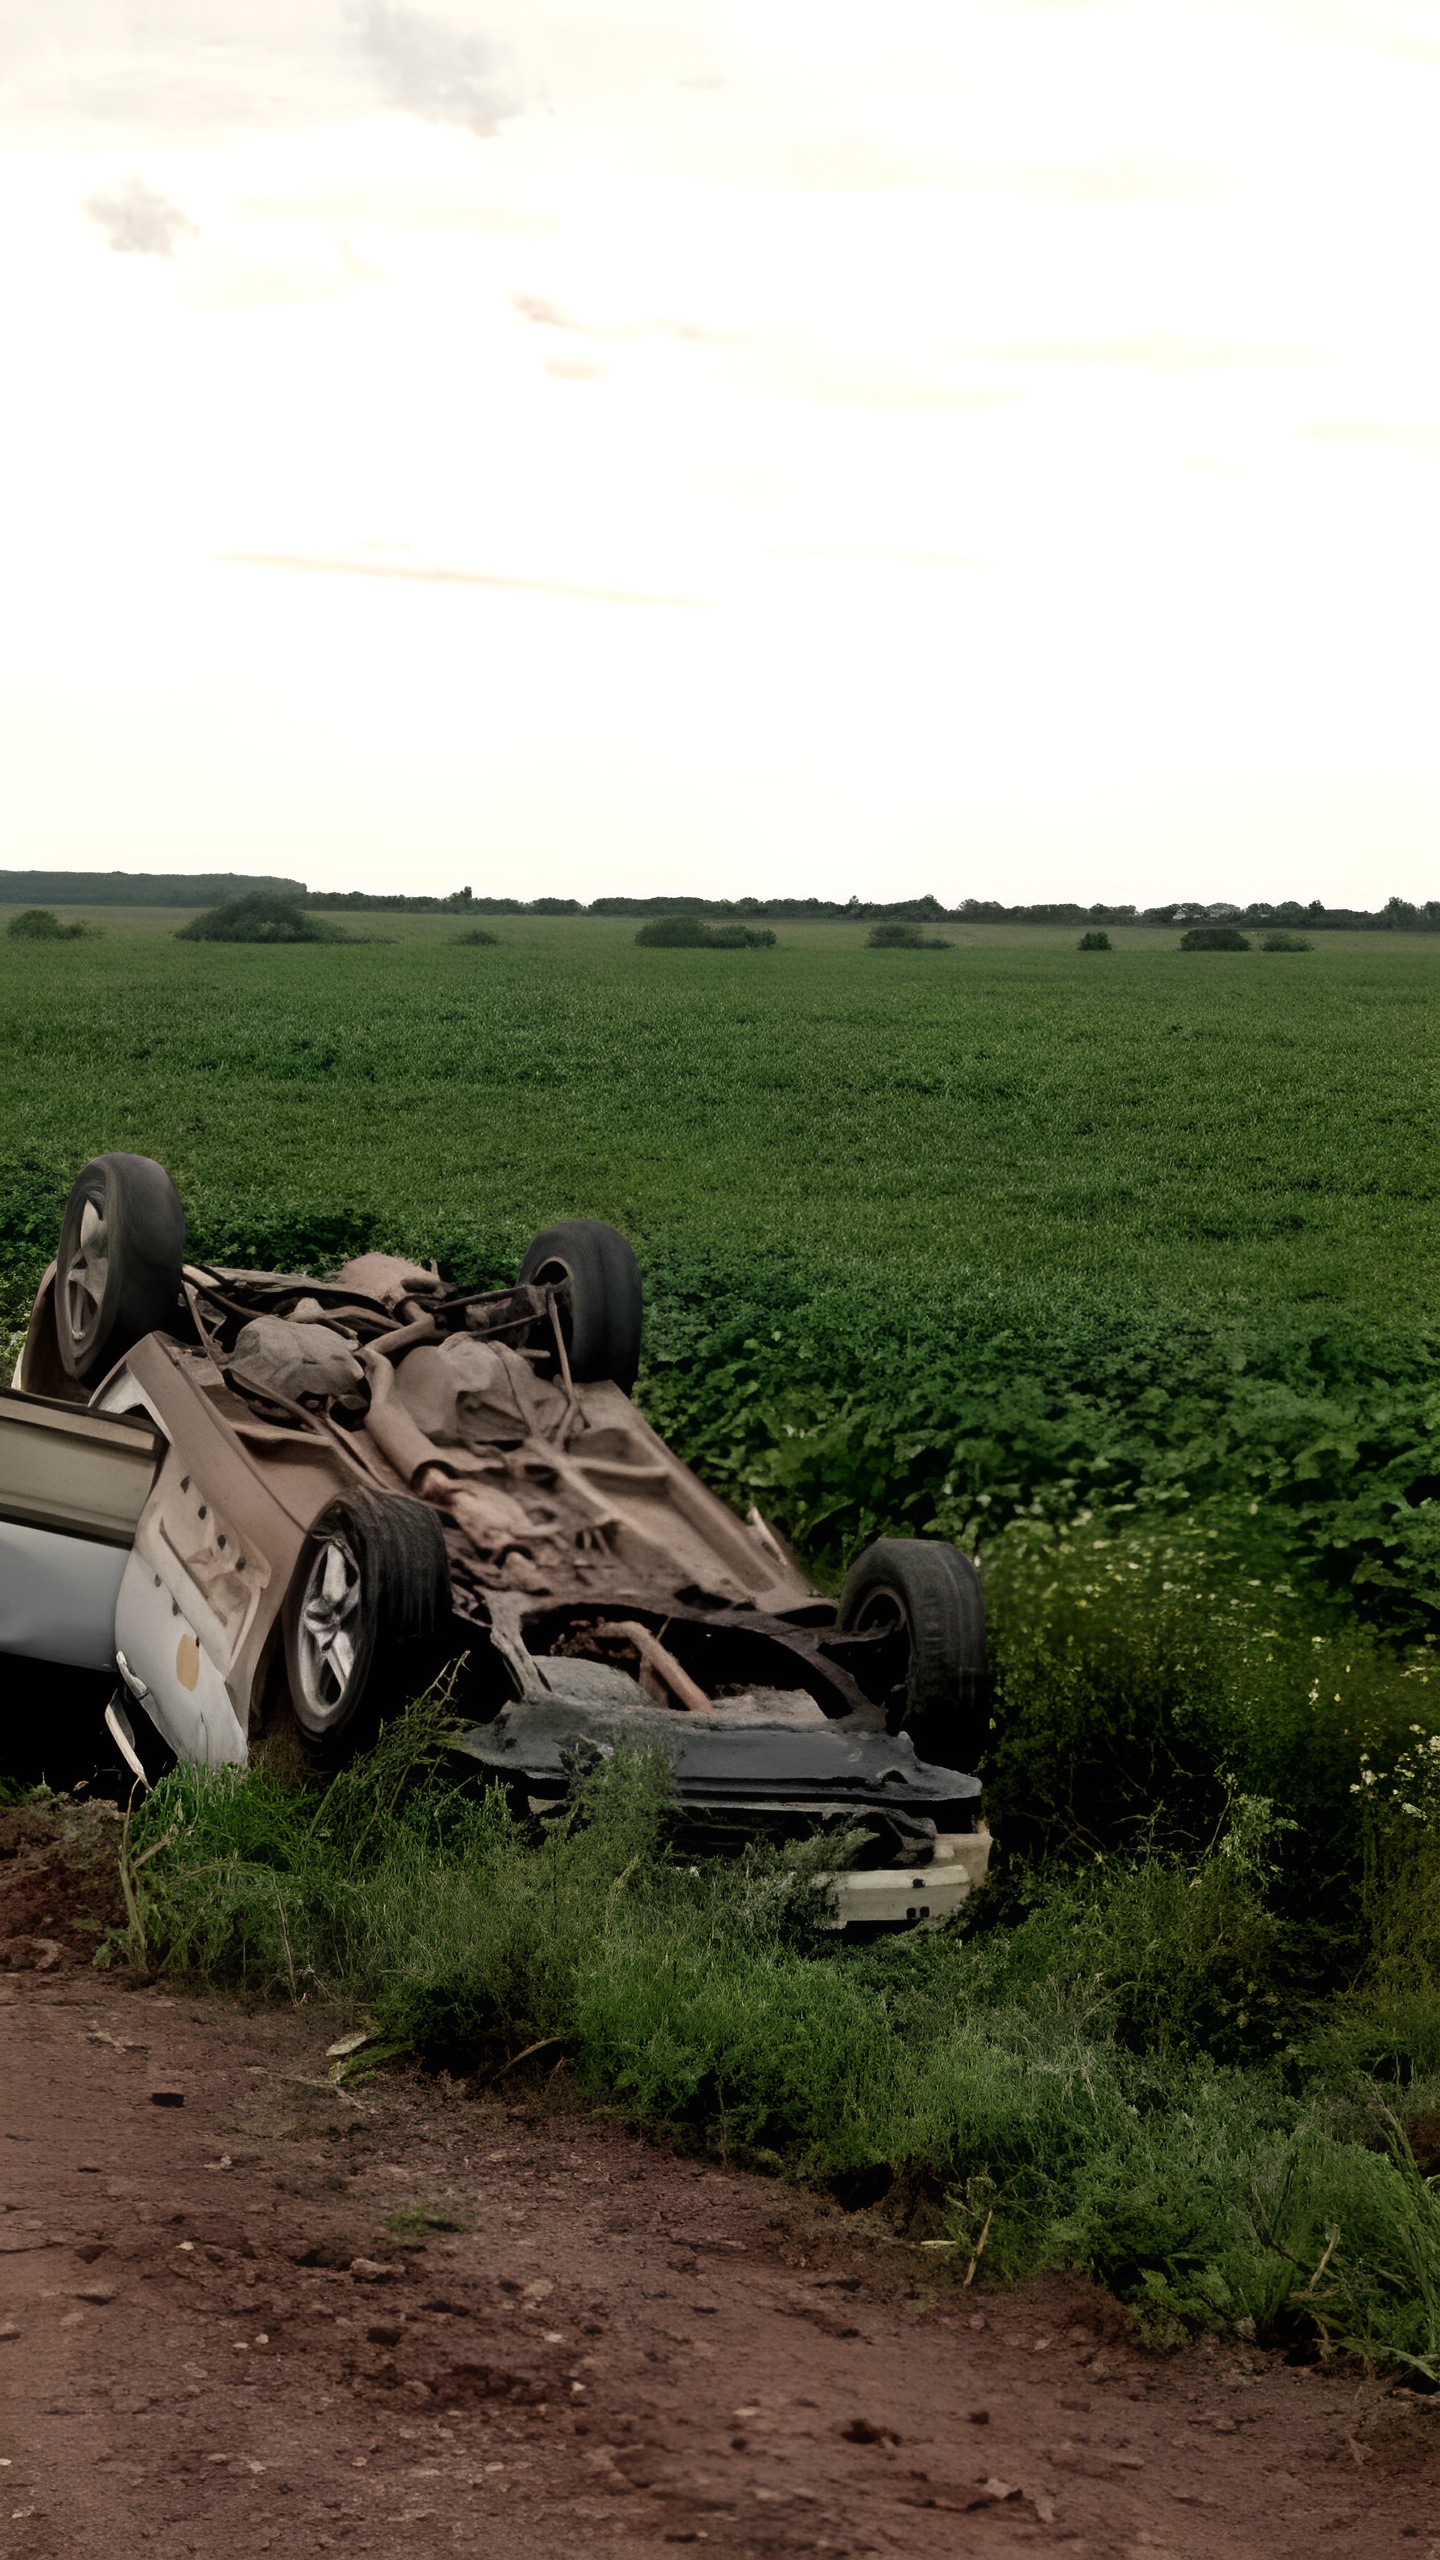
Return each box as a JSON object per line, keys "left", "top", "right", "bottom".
{"left": 839, "top": 1537, "right": 989, "bottom": 1771}
{"left": 518, "top": 1218, "right": 643, "bottom": 1393}
{"left": 282, "top": 1487, "right": 452, "bottom": 1763}
{"left": 55, "top": 1153, "right": 187, "bottom": 1384}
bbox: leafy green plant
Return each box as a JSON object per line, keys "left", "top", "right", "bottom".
{"left": 385, "top": 2203, "right": 469, "bottom": 2236}
{"left": 1077, "top": 929, "right": 1111, "bottom": 950}
{"left": 1180, "top": 925, "right": 1251, "bottom": 951}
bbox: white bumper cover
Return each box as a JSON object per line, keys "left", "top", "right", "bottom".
{"left": 822, "top": 1827, "right": 992, "bottom": 1929}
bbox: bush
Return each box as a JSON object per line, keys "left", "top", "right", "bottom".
{"left": 867, "top": 922, "right": 952, "bottom": 950}
{"left": 176, "top": 893, "right": 352, "bottom": 945}
{"left": 1078, "top": 930, "right": 1111, "bottom": 950}
{"left": 635, "top": 917, "right": 776, "bottom": 949}
{"left": 1180, "top": 926, "right": 1251, "bottom": 952}
{"left": 1262, "top": 932, "right": 1311, "bottom": 952}
{"left": 455, "top": 928, "right": 498, "bottom": 946}
{"left": 6, "top": 909, "right": 91, "bottom": 941}
{"left": 636, "top": 918, "right": 715, "bottom": 946}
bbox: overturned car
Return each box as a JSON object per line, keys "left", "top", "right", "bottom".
{"left": 2, "top": 1153, "right": 992, "bottom": 1927}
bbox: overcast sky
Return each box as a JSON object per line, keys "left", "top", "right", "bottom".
{"left": 2, "top": 0, "right": 1437, "bottom": 904}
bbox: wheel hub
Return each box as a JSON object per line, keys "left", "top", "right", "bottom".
{"left": 295, "top": 1536, "right": 362, "bottom": 1727}
{"left": 63, "top": 1199, "right": 109, "bottom": 1352}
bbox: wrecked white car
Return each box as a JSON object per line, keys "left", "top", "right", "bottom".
{"left": 2, "top": 1153, "right": 992, "bottom": 1926}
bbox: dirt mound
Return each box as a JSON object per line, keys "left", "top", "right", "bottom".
{"left": 0, "top": 1796, "right": 128, "bottom": 1969}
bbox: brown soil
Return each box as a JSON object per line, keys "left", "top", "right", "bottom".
{"left": 0, "top": 1797, "right": 128, "bottom": 1977}
{"left": 2, "top": 1943, "right": 1438, "bottom": 2560}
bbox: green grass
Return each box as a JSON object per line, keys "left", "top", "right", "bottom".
{"left": 117, "top": 1494, "right": 1440, "bottom": 2383}
{"left": 2, "top": 916, "right": 1434, "bottom": 1614}
{"left": 124, "top": 1696, "right": 1440, "bottom": 2376}
{"left": 1, "top": 914, "right": 1432, "bottom": 1315}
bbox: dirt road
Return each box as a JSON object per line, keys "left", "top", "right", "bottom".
{"left": 2, "top": 1950, "right": 1437, "bottom": 2560}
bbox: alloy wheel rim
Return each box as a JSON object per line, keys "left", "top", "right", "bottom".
{"left": 296, "top": 1536, "right": 363, "bottom": 1729}
{"left": 63, "top": 1198, "right": 109, "bottom": 1352}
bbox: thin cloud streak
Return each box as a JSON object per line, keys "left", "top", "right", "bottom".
{"left": 774, "top": 545, "right": 987, "bottom": 571}
{"left": 1001, "top": 159, "right": 1216, "bottom": 201}
{"left": 513, "top": 295, "right": 742, "bottom": 347}
{"left": 1305, "top": 422, "right": 1440, "bottom": 453}
{"left": 215, "top": 552, "right": 708, "bottom": 608}
{"left": 999, "top": 336, "right": 1316, "bottom": 369}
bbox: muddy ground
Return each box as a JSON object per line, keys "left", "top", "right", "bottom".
{"left": 2, "top": 1804, "right": 1438, "bottom": 2560}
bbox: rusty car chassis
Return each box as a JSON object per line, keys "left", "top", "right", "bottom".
{"left": 2, "top": 1154, "right": 991, "bottom": 1928}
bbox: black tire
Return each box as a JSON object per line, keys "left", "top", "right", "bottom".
{"left": 55, "top": 1153, "right": 186, "bottom": 1384}
{"left": 282, "top": 1487, "right": 452, "bottom": 1764}
{"left": 518, "top": 1218, "right": 643, "bottom": 1393}
{"left": 839, "top": 1537, "right": 989, "bottom": 1771}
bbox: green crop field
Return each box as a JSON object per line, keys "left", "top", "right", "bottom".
{"left": 6, "top": 907, "right": 1440, "bottom": 2363}
{"left": 3, "top": 909, "right": 1435, "bottom": 1612}
{"left": 1, "top": 909, "right": 1431, "bottom": 1317}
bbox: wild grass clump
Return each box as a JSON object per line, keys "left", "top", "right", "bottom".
{"left": 1077, "top": 929, "right": 1111, "bottom": 950}
{"left": 980, "top": 1503, "right": 1440, "bottom": 2039}
{"left": 1262, "top": 931, "right": 1311, "bottom": 952}
{"left": 125, "top": 1634, "right": 1440, "bottom": 2377}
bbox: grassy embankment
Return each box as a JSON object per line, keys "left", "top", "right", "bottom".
{"left": 3, "top": 914, "right": 1438, "bottom": 2358}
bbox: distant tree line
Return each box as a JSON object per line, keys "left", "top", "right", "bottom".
{"left": 0, "top": 871, "right": 304, "bottom": 907}
{"left": 3, "top": 872, "right": 1435, "bottom": 930}
{"left": 302, "top": 887, "right": 1440, "bottom": 931}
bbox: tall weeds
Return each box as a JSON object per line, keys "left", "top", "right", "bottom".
{"left": 127, "top": 1605, "right": 1440, "bottom": 2378}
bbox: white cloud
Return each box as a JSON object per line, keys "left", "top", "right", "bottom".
{"left": 352, "top": 1, "right": 516, "bottom": 136}
{"left": 85, "top": 176, "right": 194, "bottom": 255}
{"left": 1, "top": 0, "right": 1438, "bottom": 902}
{"left": 1280, "top": 0, "right": 1440, "bottom": 60}
{"left": 1304, "top": 420, "right": 1440, "bottom": 455}
{"left": 998, "top": 336, "right": 1317, "bottom": 370}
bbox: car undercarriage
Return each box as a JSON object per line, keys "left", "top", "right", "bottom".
{"left": 2, "top": 1154, "right": 993, "bottom": 1927}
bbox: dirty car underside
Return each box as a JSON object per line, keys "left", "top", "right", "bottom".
{"left": 8, "top": 1157, "right": 991, "bottom": 1907}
